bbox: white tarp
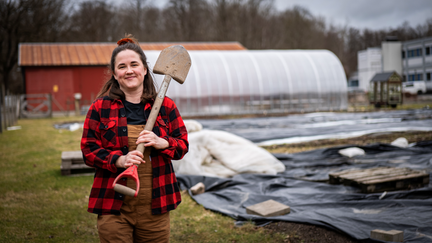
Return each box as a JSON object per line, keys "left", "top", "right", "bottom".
{"left": 174, "top": 120, "right": 285, "bottom": 178}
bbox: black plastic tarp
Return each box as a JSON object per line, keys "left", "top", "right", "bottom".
{"left": 176, "top": 141, "right": 432, "bottom": 242}
{"left": 196, "top": 109, "right": 432, "bottom": 143}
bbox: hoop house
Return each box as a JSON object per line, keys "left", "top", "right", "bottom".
{"left": 145, "top": 50, "right": 348, "bottom": 116}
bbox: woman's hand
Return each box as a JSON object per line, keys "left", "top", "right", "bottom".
{"left": 137, "top": 130, "right": 169, "bottom": 150}
{"left": 115, "top": 150, "right": 144, "bottom": 168}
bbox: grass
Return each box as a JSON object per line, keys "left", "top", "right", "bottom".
{"left": 347, "top": 101, "right": 432, "bottom": 112}
{"left": 263, "top": 131, "right": 432, "bottom": 154}
{"left": 1, "top": 103, "right": 430, "bottom": 242}
{"left": 0, "top": 116, "right": 287, "bottom": 242}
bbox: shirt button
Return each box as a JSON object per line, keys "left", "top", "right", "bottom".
{"left": 121, "top": 113, "right": 125, "bottom": 117}
{"left": 119, "top": 195, "right": 123, "bottom": 198}
{"left": 122, "top": 178, "right": 126, "bottom": 181}
{"left": 123, "top": 128, "right": 127, "bottom": 132}
{"left": 105, "top": 125, "right": 108, "bottom": 128}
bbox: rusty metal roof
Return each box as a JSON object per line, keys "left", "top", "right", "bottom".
{"left": 18, "top": 42, "right": 247, "bottom": 66}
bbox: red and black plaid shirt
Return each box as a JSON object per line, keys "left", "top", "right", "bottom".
{"left": 81, "top": 96, "right": 188, "bottom": 215}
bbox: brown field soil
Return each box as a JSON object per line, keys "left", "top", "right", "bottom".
{"left": 261, "top": 131, "right": 432, "bottom": 243}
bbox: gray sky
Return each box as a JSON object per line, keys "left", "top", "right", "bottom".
{"left": 149, "top": 0, "right": 432, "bottom": 30}
{"left": 274, "top": 0, "right": 432, "bottom": 30}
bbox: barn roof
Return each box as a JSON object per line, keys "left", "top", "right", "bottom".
{"left": 18, "top": 42, "right": 246, "bottom": 66}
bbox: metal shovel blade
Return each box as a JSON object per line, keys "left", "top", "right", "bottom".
{"left": 153, "top": 45, "right": 192, "bottom": 84}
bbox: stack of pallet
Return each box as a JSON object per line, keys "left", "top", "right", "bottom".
{"left": 329, "top": 167, "right": 429, "bottom": 193}
{"left": 61, "top": 151, "right": 94, "bottom": 176}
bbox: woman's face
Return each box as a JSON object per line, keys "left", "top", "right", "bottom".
{"left": 113, "top": 49, "right": 147, "bottom": 93}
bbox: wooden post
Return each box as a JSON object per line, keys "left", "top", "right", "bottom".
{"left": 0, "top": 98, "right": 2, "bottom": 134}
{"left": 1, "top": 83, "right": 6, "bottom": 132}
{"left": 48, "top": 94, "right": 52, "bottom": 118}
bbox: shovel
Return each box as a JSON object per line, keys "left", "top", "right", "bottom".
{"left": 112, "top": 45, "right": 191, "bottom": 197}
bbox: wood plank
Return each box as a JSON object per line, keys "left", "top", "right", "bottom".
{"left": 353, "top": 169, "right": 416, "bottom": 182}
{"left": 61, "top": 151, "right": 82, "bottom": 160}
{"left": 329, "top": 167, "right": 429, "bottom": 193}
{"left": 339, "top": 167, "right": 403, "bottom": 179}
{"left": 363, "top": 172, "right": 428, "bottom": 184}
{"left": 61, "top": 151, "right": 92, "bottom": 176}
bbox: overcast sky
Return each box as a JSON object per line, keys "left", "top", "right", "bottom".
{"left": 274, "top": 0, "right": 432, "bottom": 30}
{"left": 149, "top": 0, "right": 432, "bottom": 31}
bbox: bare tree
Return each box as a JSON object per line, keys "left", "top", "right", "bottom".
{"left": 118, "top": 0, "right": 163, "bottom": 42}
{"left": 2, "top": 0, "right": 431, "bottom": 94}
{"left": 61, "top": 1, "right": 117, "bottom": 42}
{"left": 0, "top": 0, "right": 66, "bottom": 94}
{"left": 162, "top": 0, "right": 213, "bottom": 41}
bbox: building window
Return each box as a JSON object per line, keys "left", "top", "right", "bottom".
{"left": 409, "top": 74, "right": 424, "bottom": 81}
{"left": 426, "top": 47, "right": 431, "bottom": 55}
{"left": 407, "top": 48, "right": 423, "bottom": 58}
{"left": 427, "top": 72, "right": 431, "bottom": 81}
{"left": 349, "top": 80, "right": 359, "bottom": 87}
{"left": 402, "top": 51, "right": 405, "bottom": 58}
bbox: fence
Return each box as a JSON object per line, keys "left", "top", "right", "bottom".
{"left": 20, "top": 94, "right": 52, "bottom": 118}
{"left": 0, "top": 94, "right": 21, "bottom": 133}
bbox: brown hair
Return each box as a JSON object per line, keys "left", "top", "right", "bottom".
{"left": 97, "top": 34, "right": 157, "bottom": 103}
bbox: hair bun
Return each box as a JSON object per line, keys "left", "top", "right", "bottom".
{"left": 117, "top": 38, "right": 135, "bottom": 46}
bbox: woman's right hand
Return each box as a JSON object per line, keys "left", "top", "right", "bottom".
{"left": 115, "top": 150, "right": 145, "bottom": 168}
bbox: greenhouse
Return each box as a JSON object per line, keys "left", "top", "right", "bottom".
{"left": 145, "top": 50, "right": 348, "bottom": 116}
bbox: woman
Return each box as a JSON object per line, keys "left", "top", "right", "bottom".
{"left": 81, "top": 35, "right": 188, "bottom": 242}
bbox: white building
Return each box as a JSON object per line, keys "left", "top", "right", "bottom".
{"left": 402, "top": 37, "right": 432, "bottom": 90}
{"left": 358, "top": 47, "right": 382, "bottom": 92}
{"left": 357, "top": 36, "right": 432, "bottom": 93}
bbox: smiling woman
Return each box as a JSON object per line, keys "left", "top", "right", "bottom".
{"left": 80, "top": 34, "right": 189, "bottom": 242}
{"left": 113, "top": 50, "right": 148, "bottom": 100}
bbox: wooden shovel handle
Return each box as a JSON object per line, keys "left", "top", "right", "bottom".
{"left": 136, "top": 75, "right": 172, "bottom": 154}
{"left": 113, "top": 75, "right": 172, "bottom": 196}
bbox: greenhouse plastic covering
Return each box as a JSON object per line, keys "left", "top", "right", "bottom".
{"left": 145, "top": 50, "right": 348, "bottom": 116}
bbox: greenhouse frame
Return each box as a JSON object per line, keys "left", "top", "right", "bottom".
{"left": 146, "top": 49, "right": 348, "bottom": 116}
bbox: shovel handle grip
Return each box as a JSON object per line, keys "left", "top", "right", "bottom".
{"left": 112, "top": 164, "right": 140, "bottom": 197}
{"left": 114, "top": 184, "right": 136, "bottom": 197}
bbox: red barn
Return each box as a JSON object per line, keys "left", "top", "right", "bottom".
{"left": 18, "top": 42, "right": 246, "bottom": 114}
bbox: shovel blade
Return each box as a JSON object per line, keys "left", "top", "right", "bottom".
{"left": 153, "top": 45, "right": 191, "bottom": 84}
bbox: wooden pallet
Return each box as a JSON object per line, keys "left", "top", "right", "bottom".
{"left": 329, "top": 167, "right": 429, "bottom": 193}
{"left": 61, "top": 151, "right": 94, "bottom": 176}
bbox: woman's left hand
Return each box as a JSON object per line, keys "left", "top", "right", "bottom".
{"left": 137, "top": 130, "right": 169, "bottom": 150}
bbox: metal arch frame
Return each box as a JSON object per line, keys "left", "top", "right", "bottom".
{"left": 275, "top": 51, "right": 294, "bottom": 110}
{"left": 188, "top": 53, "right": 202, "bottom": 113}
{"left": 246, "top": 52, "right": 264, "bottom": 108}
{"left": 216, "top": 51, "right": 234, "bottom": 110}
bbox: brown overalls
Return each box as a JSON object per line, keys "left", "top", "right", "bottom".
{"left": 97, "top": 125, "right": 170, "bottom": 243}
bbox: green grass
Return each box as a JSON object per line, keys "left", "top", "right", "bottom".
{"left": 347, "top": 102, "right": 432, "bottom": 112}
{"left": 0, "top": 117, "right": 287, "bottom": 242}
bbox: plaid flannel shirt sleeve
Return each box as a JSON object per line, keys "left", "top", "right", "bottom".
{"left": 81, "top": 100, "right": 121, "bottom": 173}
{"left": 159, "top": 98, "right": 189, "bottom": 160}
